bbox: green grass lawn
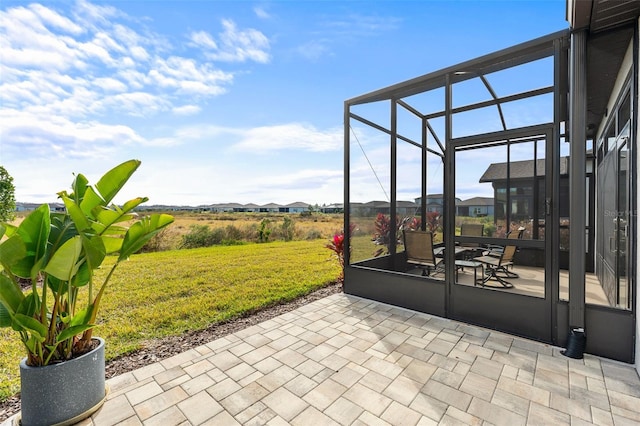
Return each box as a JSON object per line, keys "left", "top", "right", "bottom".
{"left": 0, "top": 240, "right": 340, "bottom": 402}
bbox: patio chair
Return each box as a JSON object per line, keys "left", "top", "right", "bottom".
{"left": 403, "top": 230, "right": 442, "bottom": 276}
{"left": 473, "top": 230, "right": 522, "bottom": 288}
{"left": 484, "top": 227, "right": 524, "bottom": 259}
{"left": 459, "top": 223, "right": 484, "bottom": 259}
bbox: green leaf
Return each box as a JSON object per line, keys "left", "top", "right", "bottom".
{"left": 44, "top": 236, "right": 82, "bottom": 281}
{"left": 118, "top": 214, "right": 174, "bottom": 261}
{"left": 92, "top": 197, "right": 147, "bottom": 234}
{"left": 100, "top": 225, "right": 129, "bottom": 236}
{"left": 11, "top": 205, "right": 50, "bottom": 278}
{"left": 47, "top": 275, "right": 67, "bottom": 295}
{"left": 13, "top": 314, "right": 47, "bottom": 342}
{"left": 0, "top": 273, "right": 24, "bottom": 313}
{"left": 93, "top": 208, "right": 125, "bottom": 234}
{"left": 59, "top": 311, "right": 70, "bottom": 324}
{"left": 61, "top": 194, "right": 90, "bottom": 232}
{"left": 95, "top": 160, "right": 141, "bottom": 206}
{"left": 1, "top": 223, "right": 18, "bottom": 237}
{"left": 120, "top": 197, "right": 147, "bottom": 216}
{"left": 79, "top": 186, "right": 105, "bottom": 220}
{"left": 0, "top": 234, "right": 27, "bottom": 268}
{"left": 16, "top": 293, "right": 39, "bottom": 318}
{"left": 0, "top": 303, "right": 11, "bottom": 327}
{"left": 56, "top": 324, "right": 95, "bottom": 343}
{"left": 24, "top": 335, "right": 38, "bottom": 354}
{"left": 71, "top": 260, "right": 91, "bottom": 287}
{"left": 70, "top": 308, "right": 91, "bottom": 327}
{"left": 102, "top": 236, "right": 124, "bottom": 254}
{"left": 82, "top": 234, "right": 106, "bottom": 271}
{"left": 70, "top": 173, "right": 89, "bottom": 202}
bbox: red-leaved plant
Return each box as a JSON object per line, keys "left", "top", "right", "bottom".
{"left": 373, "top": 214, "right": 427, "bottom": 256}
{"left": 372, "top": 213, "right": 399, "bottom": 256}
{"left": 424, "top": 211, "right": 441, "bottom": 233}
{"left": 326, "top": 223, "right": 356, "bottom": 283}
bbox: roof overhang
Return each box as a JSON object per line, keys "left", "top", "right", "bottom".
{"left": 585, "top": 25, "right": 634, "bottom": 139}
{"left": 568, "top": 1, "right": 638, "bottom": 138}
{"left": 568, "top": 0, "right": 640, "bottom": 32}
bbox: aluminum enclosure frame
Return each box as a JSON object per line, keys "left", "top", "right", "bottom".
{"left": 344, "top": 26, "right": 636, "bottom": 363}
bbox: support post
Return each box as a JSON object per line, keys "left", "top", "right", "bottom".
{"left": 444, "top": 74, "right": 454, "bottom": 316}
{"left": 390, "top": 100, "right": 397, "bottom": 257}
{"left": 566, "top": 29, "right": 587, "bottom": 357}
{"left": 344, "top": 102, "right": 351, "bottom": 267}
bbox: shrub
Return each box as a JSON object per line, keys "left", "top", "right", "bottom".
{"left": 281, "top": 216, "right": 295, "bottom": 242}
{"left": 257, "top": 218, "right": 272, "bottom": 243}
{"left": 305, "top": 229, "right": 323, "bottom": 240}
{"left": 484, "top": 223, "right": 496, "bottom": 237}
{"left": 181, "top": 224, "right": 218, "bottom": 248}
{"left": 140, "top": 227, "right": 180, "bottom": 252}
{"left": 225, "top": 224, "right": 244, "bottom": 242}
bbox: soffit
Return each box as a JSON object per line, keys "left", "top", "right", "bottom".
{"left": 585, "top": 25, "right": 633, "bottom": 139}
{"left": 569, "top": 0, "right": 640, "bottom": 32}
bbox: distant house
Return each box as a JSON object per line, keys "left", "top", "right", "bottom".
{"left": 456, "top": 197, "right": 494, "bottom": 217}
{"left": 479, "top": 157, "right": 570, "bottom": 221}
{"left": 259, "top": 203, "right": 280, "bottom": 213}
{"left": 208, "top": 203, "right": 243, "bottom": 212}
{"left": 321, "top": 203, "right": 344, "bottom": 214}
{"left": 15, "top": 202, "right": 41, "bottom": 212}
{"left": 414, "top": 194, "right": 462, "bottom": 215}
{"left": 243, "top": 203, "right": 260, "bottom": 212}
{"left": 281, "top": 202, "right": 310, "bottom": 213}
{"left": 52, "top": 203, "right": 65, "bottom": 212}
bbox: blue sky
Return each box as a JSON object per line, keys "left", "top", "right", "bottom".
{"left": 1, "top": 0, "right": 568, "bottom": 207}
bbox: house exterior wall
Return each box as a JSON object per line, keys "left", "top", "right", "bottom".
{"left": 470, "top": 205, "right": 494, "bottom": 217}
{"left": 594, "top": 31, "right": 637, "bottom": 370}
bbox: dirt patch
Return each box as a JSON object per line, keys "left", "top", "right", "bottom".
{"left": 0, "top": 282, "right": 343, "bottom": 422}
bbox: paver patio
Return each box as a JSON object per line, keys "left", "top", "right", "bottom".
{"left": 4, "top": 293, "right": 640, "bottom": 425}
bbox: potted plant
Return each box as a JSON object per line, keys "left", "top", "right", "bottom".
{"left": 0, "top": 160, "right": 174, "bottom": 426}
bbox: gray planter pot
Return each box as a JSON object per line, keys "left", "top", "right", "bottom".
{"left": 19, "top": 337, "right": 107, "bottom": 426}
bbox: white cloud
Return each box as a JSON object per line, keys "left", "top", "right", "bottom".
{"left": 30, "top": 3, "right": 84, "bottom": 35}
{"left": 232, "top": 123, "right": 342, "bottom": 153}
{"left": 120, "top": 121, "right": 343, "bottom": 153}
{"left": 172, "top": 105, "right": 201, "bottom": 116}
{"left": 296, "top": 40, "right": 332, "bottom": 61}
{"left": 253, "top": 6, "right": 271, "bottom": 20}
{"left": 0, "top": 1, "right": 271, "bottom": 161}
{"left": 205, "top": 167, "right": 343, "bottom": 205}
{"left": 0, "top": 109, "right": 145, "bottom": 159}
{"left": 100, "top": 92, "right": 171, "bottom": 116}
{"left": 188, "top": 31, "right": 217, "bottom": 49}
{"left": 293, "top": 13, "right": 401, "bottom": 61}
{"left": 199, "top": 19, "right": 271, "bottom": 63}
{"left": 93, "top": 77, "right": 128, "bottom": 92}
{"left": 323, "top": 14, "right": 402, "bottom": 37}
{"left": 149, "top": 56, "right": 233, "bottom": 96}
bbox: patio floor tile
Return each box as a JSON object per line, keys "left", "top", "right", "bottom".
{"left": 177, "top": 391, "right": 223, "bottom": 424}
{"left": 4, "top": 293, "right": 638, "bottom": 426}
{"left": 261, "top": 388, "right": 308, "bottom": 421}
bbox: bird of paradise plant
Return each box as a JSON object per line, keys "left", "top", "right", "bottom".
{"left": 0, "top": 160, "right": 174, "bottom": 366}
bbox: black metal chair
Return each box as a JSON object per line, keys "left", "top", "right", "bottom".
{"left": 473, "top": 229, "right": 522, "bottom": 288}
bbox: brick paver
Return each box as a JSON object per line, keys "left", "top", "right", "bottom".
{"left": 3, "top": 293, "right": 640, "bottom": 426}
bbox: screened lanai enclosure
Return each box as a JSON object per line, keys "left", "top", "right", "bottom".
{"left": 344, "top": 27, "right": 636, "bottom": 363}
